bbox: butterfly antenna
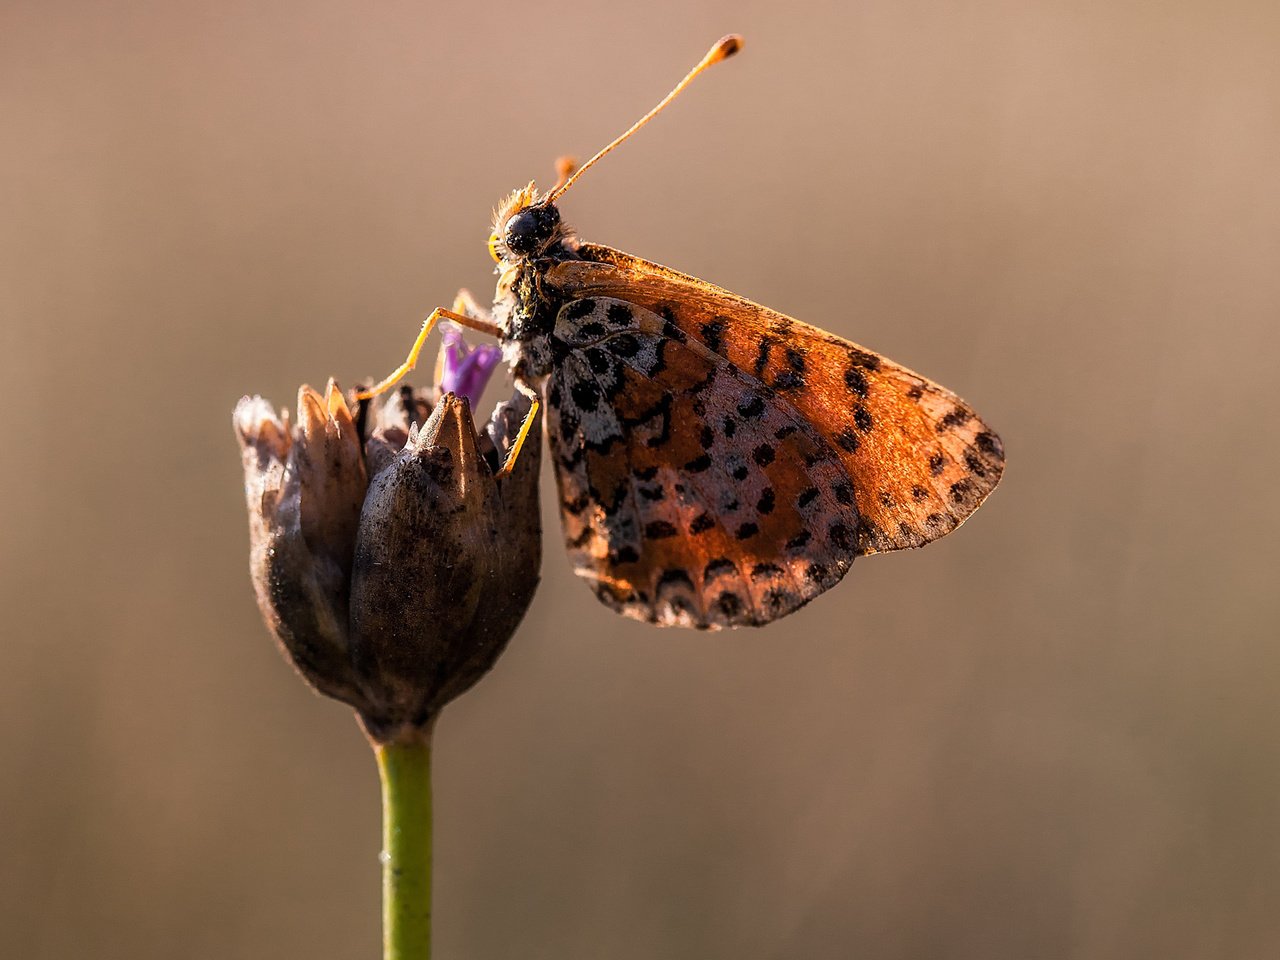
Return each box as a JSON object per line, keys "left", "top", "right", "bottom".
{"left": 543, "top": 34, "right": 743, "bottom": 204}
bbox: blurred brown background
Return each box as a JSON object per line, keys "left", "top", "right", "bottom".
{"left": 3, "top": 0, "right": 1278, "bottom": 957}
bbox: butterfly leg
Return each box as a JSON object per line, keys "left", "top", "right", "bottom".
{"left": 451, "top": 288, "right": 489, "bottom": 320}
{"left": 496, "top": 380, "right": 541, "bottom": 479}
{"left": 430, "top": 290, "right": 498, "bottom": 384}
{"left": 355, "top": 305, "right": 501, "bottom": 400}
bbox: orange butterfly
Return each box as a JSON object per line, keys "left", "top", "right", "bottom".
{"left": 357, "top": 35, "right": 1004, "bottom": 629}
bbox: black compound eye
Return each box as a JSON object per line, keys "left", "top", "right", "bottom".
{"left": 503, "top": 204, "right": 561, "bottom": 256}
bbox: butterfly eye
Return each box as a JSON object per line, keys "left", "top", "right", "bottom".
{"left": 503, "top": 204, "right": 561, "bottom": 256}
{"left": 487, "top": 232, "right": 503, "bottom": 263}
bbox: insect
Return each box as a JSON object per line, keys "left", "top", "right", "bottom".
{"left": 357, "top": 35, "right": 1004, "bottom": 629}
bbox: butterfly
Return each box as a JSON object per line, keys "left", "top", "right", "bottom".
{"left": 357, "top": 35, "right": 1004, "bottom": 629}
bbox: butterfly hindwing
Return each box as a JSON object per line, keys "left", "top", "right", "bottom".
{"left": 545, "top": 296, "right": 860, "bottom": 628}
{"left": 548, "top": 245, "right": 1005, "bottom": 555}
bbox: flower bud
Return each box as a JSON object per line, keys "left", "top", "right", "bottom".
{"left": 234, "top": 341, "right": 540, "bottom": 742}
{"left": 348, "top": 392, "right": 541, "bottom": 741}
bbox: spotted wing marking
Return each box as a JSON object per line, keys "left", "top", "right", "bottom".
{"left": 546, "top": 297, "right": 860, "bottom": 629}
{"left": 548, "top": 247, "right": 1005, "bottom": 554}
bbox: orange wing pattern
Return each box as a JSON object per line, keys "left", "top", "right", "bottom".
{"left": 544, "top": 296, "right": 859, "bottom": 628}
{"left": 548, "top": 245, "right": 1005, "bottom": 556}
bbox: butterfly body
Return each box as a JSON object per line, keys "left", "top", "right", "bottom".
{"left": 488, "top": 191, "right": 1005, "bottom": 629}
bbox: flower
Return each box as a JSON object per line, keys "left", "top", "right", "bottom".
{"left": 234, "top": 341, "right": 540, "bottom": 744}
{"left": 437, "top": 322, "right": 502, "bottom": 409}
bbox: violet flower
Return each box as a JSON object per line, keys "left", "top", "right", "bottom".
{"left": 437, "top": 322, "right": 502, "bottom": 409}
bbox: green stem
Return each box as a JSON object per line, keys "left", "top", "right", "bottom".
{"left": 377, "top": 735, "right": 433, "bottom": 960}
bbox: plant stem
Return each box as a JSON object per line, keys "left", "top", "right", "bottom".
{"left": 377, "top": 735, "right": 433, "bottom": 960}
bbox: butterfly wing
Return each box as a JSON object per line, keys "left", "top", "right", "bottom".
{"left": 545, "top": 296, "right": 859, "bottom": 628}
{"left": 548, "top": 244, "right": 1005, "bottom": 555}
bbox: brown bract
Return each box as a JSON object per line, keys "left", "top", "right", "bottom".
{"left": 233, "top": 380, "right": 541, "bottom": 744}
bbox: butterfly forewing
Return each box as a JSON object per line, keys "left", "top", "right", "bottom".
{"left": 546, "top": 296, "right": 859, "bottom": 628}
{"left": 547, "top": 245, "right": 1005, "bottom": 557}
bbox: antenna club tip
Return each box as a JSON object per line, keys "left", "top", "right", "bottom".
{"left": 712, "top": 34, "right": 744, "bottom": 63}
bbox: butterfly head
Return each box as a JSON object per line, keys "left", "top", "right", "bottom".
{"left": 502, "top": 201, "right": 561, "bottom": 256}
{"left": 487, "top": 182, "right": 576, "bottom": 371}
{"left": 488, "top": 183, "right": 569, "bottom": 266}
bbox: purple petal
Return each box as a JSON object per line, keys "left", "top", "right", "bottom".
{"left": 438, "top": 323, "right": 502, "bottom": 408}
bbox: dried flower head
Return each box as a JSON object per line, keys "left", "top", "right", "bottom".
{"left": 234, "top": 340, "right": 540, "bottom": 743}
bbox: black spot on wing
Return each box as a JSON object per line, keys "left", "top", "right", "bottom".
{"left": 605, "top": 302, "right": 633, "bottom": 326}
{"left": 938, "top": 407, "right": 972, "bottom": 432}
{"left": 715, "top": 591, "right": 743, "bottom": 618}
{"left": 685, "top": 453, "right": 713, "bottom": 472}
{"left": 847, "top": 347, "right": 882, "bottom": 371}
{"left": 569, "top": 379, "right": 600, "bottom": 412}
{"left": 610, "top": 333, "right": 641, "bottom": 358}
{"left": 844, "top": 367, "right": 868, "bottom": 399}
{"left": 829, "top": 522, "right": 854, "bottom": 550}
{"left": 645, "top": 519, "right": 675, "bottom": 542}
{"left": 657, "top": 568, "right": 694, "bottom": 589}
{"left": 976, "top": 431, "right": 1003, "bottom": 457}
{"left": 836, "top": 428, "right": 859, "bottom": 452}
{"left": 690, "top": 512, "right": 715, "bottom": 534}
{"left": 751, "top": 562, "right": 784, "bottom": 581}
{"left": 753, "top": 338, "right": 774, "bottom": 378}
{"left": 704, "top": 557, "right": 736, "bottom": 580}
{"left": 584, "top": 346, "right": 613, "bottom": 375}
{"left": 699, "top": 318, "right": 726, "bottom": 355}
{"left": 786, "top": 530, "right": 811, "bottom": 550}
